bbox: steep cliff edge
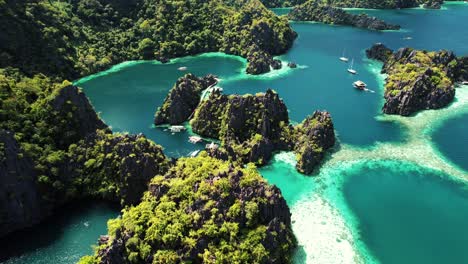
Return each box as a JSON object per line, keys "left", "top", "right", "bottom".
{"left": 154, "top": 74, "right": 218, "bottom": 125}
{"left": 0, "top": 130, "right": 42, "bottom": 237}
{"left": 294, "top": 111, "right": 336, "bottom": 175}
{"left": 190, "top": 89, "right": 336, "bottom": 174}
{"left": 191, "top": 89, "right": 292, "bottom": 165}
{"left": 80, "top": 156, "right": 296, "bottom": 264}
{"left": 366, "top": 44, "right": 465, "bottom": 116}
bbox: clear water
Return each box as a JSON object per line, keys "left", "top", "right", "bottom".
{"left": 0, "top": 202, "right": 118, "bottom": 264}
{"left": 5, "top": 2, "right": 468, "bottom": 263}
{"left": 432, "top": 113, "right": 468, "bottom": 172}
{"left": 342, "top": 161, "right": 468, "bottom": 264}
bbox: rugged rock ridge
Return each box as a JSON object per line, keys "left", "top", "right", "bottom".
{"left": 288, "top": 1, "right": 400, "bottom": 31}
{"left": 83, "top": 156, "right": 295, "bottom": 264}
{"left": 190, "top": 89, "right": 336, "bottom": 174}
{"left": 0, "top": 130, "right": 42, "bottom": 237}
{"left": 294, "top": 111, "right": 335, "bottom": 174}
{"left": 49, "top": 85, "right": 108, "bottom": 148}
{"left": 154, "top": 74, "right": 218, "bottom": 125}
{"left": 65, "top": 131, "right": 170, "bottom": 206}
{"left": 191, "top": 89, "right": 292, "bottom": 165}
{"left": 366, "top": 43, "right": 393, "bottom": 62}
{"left": 366, "top": 43, "right": 465, "bottom": 116}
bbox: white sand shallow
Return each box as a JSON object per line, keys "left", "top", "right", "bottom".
{"left": 292, "top": 194, "right": 364, "bottom": 264}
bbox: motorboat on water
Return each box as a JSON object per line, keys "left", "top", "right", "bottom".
{"left": 353, "top": 80, "right": 367, "bottom": 90}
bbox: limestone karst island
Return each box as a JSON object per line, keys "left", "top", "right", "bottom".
{"left": 1, "top": 0, "right": 468, "bottom": 264}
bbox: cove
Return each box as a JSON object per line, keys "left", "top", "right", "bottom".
{"left": 342, "top": 161, "right": 468, "bottom": 264}
{"left": 0, "top": 202, "right": 119, "bottom": 264}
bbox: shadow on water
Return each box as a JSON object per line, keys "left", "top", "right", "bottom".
{"left": 0, "top": 200, "right": 119, "bottom": 263}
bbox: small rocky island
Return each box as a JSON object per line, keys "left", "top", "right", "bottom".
{"left": 154, "top": 75, "right": 336, "bottom": 174}
{"left": 288, "top": 0, "right": 400, "bottom": 31}
{"left": 367, "top": 43, "right": 467, "bottom": 116}
{"left": 154, "top": 74, "right": 218, "bottom": 125}
{"left": 83, "top": 155, "right": 296, "bottom": 264}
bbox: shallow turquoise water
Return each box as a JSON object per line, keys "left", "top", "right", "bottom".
{"left": 5, "top": 2, "right": 468, "bottom": 263}
{"left": 0, "top": 202, "right": 118, "bottom": 264}
{"left": 342, "top": 161, "right": 468, "bottom": 264}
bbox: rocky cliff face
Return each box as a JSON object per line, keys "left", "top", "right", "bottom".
{"left": 294, "top": 111, "right": 336, "bottom": 175}
{"left": 289, "top": 1, "right": 400, "bottom": 31}
{"left": 49, "top": 85, "right": 108, "bottom": 148}
{"left": 246, "top": 45, "right": 284, "bottom": 75}
{"left": 191, "top": 89, "right": 336, "bottom": 172}
{"left": 66, "top": 131, "right": 170, "bottom": 206}
{"left": 154, "top": 74, "right": 218, "bottom": 125}
{"left": 0, "top": 130, "right": 42, "bottom": 237}
{"left": 91, "top": 156, "right": 295, "bottom": 264}
{"left": 366, "top": 43, "right": 393, "bottom": 62}
{"left": 191, "top": 89, "right": 291, "bottom": 165}
{"left": 367, "top": 45, "right": 461, "bottom": 116}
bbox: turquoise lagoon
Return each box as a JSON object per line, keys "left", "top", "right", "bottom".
{"left": 3, "top": 2, "right": 468, "bottom": 264}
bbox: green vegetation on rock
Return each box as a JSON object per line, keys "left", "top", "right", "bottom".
{"left": 79, "top": 155, "right": 296, "bottom": 264}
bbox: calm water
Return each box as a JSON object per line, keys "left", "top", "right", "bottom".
{"left": 5, "top": 2, "right": 468, "bottom": 264}
{"left": 0, "top": 202, "right": 118, "bottom": 264}
{"left": 343, "top": 161, "right": 468, "bottom": 264}
{"left": 432, "top": 113, "right": 468, "bottom": 172}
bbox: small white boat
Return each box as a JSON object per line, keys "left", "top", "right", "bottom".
{"left": 339, "top": 49, "right": 349, "bottom": 62}
{"left": 169, "top": 125, "right": 186, "bottom": 133}
{"left": 178, "top": 66, "right": 187, "bottom": 71}
{"left": 347, "top": 59, "right": 357, "bottom": 75}
{"left": 353, "top": 81, "right": 367, "bottom": 90}
{"left": 189, "top": 150, "right": 201, "bottom": 157}
{"left": 188, "top": 136, "right": 203, "bottom": 144}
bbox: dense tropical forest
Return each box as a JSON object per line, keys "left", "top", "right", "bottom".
{"left": 0, "top": 0, "right": 299, "bottom": 262}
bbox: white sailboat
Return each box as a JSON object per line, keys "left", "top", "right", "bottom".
{"left": 339, "top": 49, "right": 349, "bottom": 62}
{"left": 347, "top": 59, "right": 357, "bottom": 74}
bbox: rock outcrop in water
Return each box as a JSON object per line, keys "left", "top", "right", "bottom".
{"left": 0, "top": 130, "right": 42, "bottom": 237}
{"left": 154, "top": 74, "right": 218, "bottom": 125}
{"left": 191, "top": 89, "right": 292, "bottom": 165}
{"left": 366, "top": 44, "right": 465, "bottom": 116}
{"left": 294, "top": 111, "right": 336, "bottom": 175}
{"left": 82, "top": 156, "right": 296, "bottom": 264}
{"left": 366, "top": 43, "right": 394, "bottom": 62}
{"left": 190, "top": 89, "right": 335, "bottom": 174}
{"left": 246, "top": 45, "right": 285, "bottom": 75}
{"left": 288, "top": 1, "right": 400, "bottom": 31}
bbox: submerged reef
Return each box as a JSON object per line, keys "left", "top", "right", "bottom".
{"left": 288, "top": 0, "right": 400, "bottom": 30}
{"left": 80, "top": 155, "right": 296, "bottom": 264}
{"left": 367, "top": 43, "right": 467, "bottom": 116}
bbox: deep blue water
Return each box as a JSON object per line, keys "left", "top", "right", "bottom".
{"left": 432, "top": 113, "right": 468, "bottom": 171}
{"left": 0, "top": 202, "right": 118, "bottom": 264}
{"left": 343, "top": 161, "right": 468, "bottom": 264}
